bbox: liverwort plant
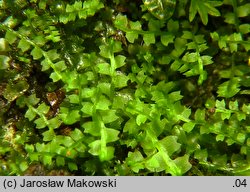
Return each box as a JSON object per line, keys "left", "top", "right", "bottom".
{"left": 0, "top": 0, "right": 249, "bottom": 176}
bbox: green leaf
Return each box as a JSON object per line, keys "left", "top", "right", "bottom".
{"left": 56, "top": 156, "right": 65, "bottom": 167}
{"left": 33, "top": 35, "right": 46, "bottom": 46}
{"left": 50, "top": 72, "right": 62, "bottom": 82}
{"left": 89, "top": 140, "right": 114, "bottom": 161}
{"left": 18, "top": 39, "right": 31, "bottom": 52}
{"left": 167, "top": 19, "right": 179, "bottom": 33}
{"left": 54, "top": 136, "right": 72, "bottom": 148}
{"left": 88, "top": 140, "right": 115, "bottom": 161}
{"left": 175, "top": 105, "right": 191, "bottom": 122}
{"left": 38, "top": 1, "right": 46, "bottom": 9}
{"left": 126, "top": 32, "right": 138, "bottom": 43}
{"left": 239, "top": 24, "right": 250, "bottom": 34}
{"left": 215, "top": 99, "right": 226, "bottom": 109}
{"left": 43, "top": 155, "right": 53, "bottom": 165}
{"left": 97, "top": 63, "right": 111, "bottom": 75}
{"left": 81, "top": 88, "right": 96, "bottom": 98}
{"left": 148, "top": 19, "right": 163, "bottom": 31}
{"left": 100, "top": 146, "right": 115, "bottom": 161}
{"left": 48, "top": 117, "right": 62, "bottom": 129}
{"left": 212, "top": 154, "right": 227, "bottom": 166}
{"left": 125, "top": 21, "right": 141, "bottom": 43}
{"left": 161, "top": 34, "right": 175, "bottom": 46}
{"left": 216, "top": 134, "right": 225, "bottom": 142}
{"left": 81, "top": 102, "right": 94, "bottom": 115}
{"left": 47, "top": 49, "right": 60, "bottom": 61}
{"left": 236, "top": 133, "right": 246, "bottom": 144}
{"left": 34, "top": 117, "right": 48, "bottom": 129}
{"left": 220, "top": 111, "right": 231, "bottom": 120}
{"left": 123, "top": 118, "right": 139, "bottom": 135}
{"left": 56, "top": 136, "right": 74, "bottom": 148}
{"left": 74, "top": 142, "right": 86, "bottom": 153}
{"left": 26, "top": 94, "right": 40, "bottom": 106}
{"left": 36, "top": 103, "right": 49, "bottom": 115}
{"left": 25, "top": 108, "right": 36, "bottom": 121}
{"left": 83, "top": 121, "right": 100, "bottom": 136}
{"left": 5, "top": 30, "right": 17, "bottom": 44}
{"left": 95, "top": 95, "right": 111, "bottom": 110}
{"left": 217, "top": 78, "right": 241, "bottom": 98}
{"left": 54, "top": 61, "right": 67, "bottom": 71}
{"left": 113, "top": 72, "right": 129, "bottom": 88}
{"left": 226, "top": 138, "right": 235, "bottom": 146}
{"left": 194, "top": 149, "right": 208, "bottom": 162}
{"left": 136, "top": 114, "right": 147, "bottom": 126}
{"left": 99, "top": 45, "right": 110, "bottom": 58}
{"left": 224, "top": 12, "right": 235, "bottom": 24}
{"left": 65, "top": 149, "right": 77, "bottom": 159}
{"left": 236, "top": 112, "right": 246, "bottom": 121}
{"left": 183, "top": 121, "right": 195, "bottom": 133}
{"left": 97, "top": 82, "right": 111, "bottom": 97}
{"left": 173, "top": 155, "right": 192, "bottom": 175}
{"left": 182, "top": 52, "right": 198, "bottom": 62}
{"left": 42, "top": 129, "right": 55, "bottom": 141}
{"left": 145, "top": 152, "right": 166, "bottom": 172}
{"left": 105, "top": 128, "right": 120, "bottom": 143}
{"left": 70, "top": 128, "right": 84, "bottom": 141}
{"left": 3, "top": 80, "right": 29, "bottom": 102}
{"left": 201, "top": 55, "right": 213, "bottom": 65}
{"left": 99, "top": 40, "right": 122, "bottom": 58}
{"left": 88, "top": 140, "right": 101, "bottom": 156}
{"left": 82, "top": 0, "right": 104, "bottom": 17}
{"left": 41, "top": 59, "right": 51, "bottom": 71}
{"left": 180, "top": 31, "right": 194, "bottom": 40}
{"left": 0, "top": 55, "right": 10, "bottom": 69}
{"left": 36, "top": 143, "right": 47, "bottom": 152}
{"left": 114, "top": 14, "right": 128, "bottom": 28}
{"left": 19, "top": 161, "right": 28, "bottom": 172}
{"left": 189, "top": 0, "right": 198, "bottom": 23}
{"left": 114, "top": 55, "right": 126, "bottom": 69}
{"left": 59, "top": 108, "right": 80, "bottom": 125}
{"left": 68, "top": 162, "right": 78, "bottom": 171}
{"left": 31, "top": 47, "right": 43, "bottom": 60}
{"left": 229, "top": 100, "right": 238, "bottom": 111}
{"left": 25, "top": 144, "right": 34, "bottom": 153}
{"left": 194, "top": 108, "right": 205, "bottom": 122}
{"left": 125, "top": 150, "right": 144, "bottom": 173}
{"left": 100, "top": 110, "right": 119, "bottom": 124}
{"left": 237, "top": 3, "right": 250, "bottom": 17}
{"left": 159, "top": 136, "right": 181, "bottom": 156}
{"left": 111, "top": 40, "right": 123, "bottom": 53}
{"left": 168, "top": 91, "right": 183, "bottom": 102}
{"left": 205, "top": 2, "right": 221, "bottom": 16}
{"left": 143, "top": 33, "right": 155, "bottom": 46}
{"left": 189, "top": 0, "right": 221, "bottom": 25}
{"left": 29, "top": 153, "right": 39, "bottom": 161}
{"left": 68, "top": 94, "right": 80, "bottom": 104}
{"left": 242, "top": 104, "right": 250, "bottom": 114}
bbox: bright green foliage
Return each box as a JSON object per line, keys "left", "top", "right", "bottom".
{"left": 189, "top": 0, "right": 222, "bottom": 25}
{"left": 17, "top": 94, "right": 62, "bottom": 130}
{"left": 195, "top": 98, "right": 250, "bottom": 175}
{"left": 0, "top": 0, "right": 249, "bottom": 176}
{"left": 217, "top": 77, "right": 241, "bottom": 98}
{"left": 59, "top": 0, "right": 104, "bottom": 24}
{"left": 25, "top": 128, "right": 86, "bottom": 170}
